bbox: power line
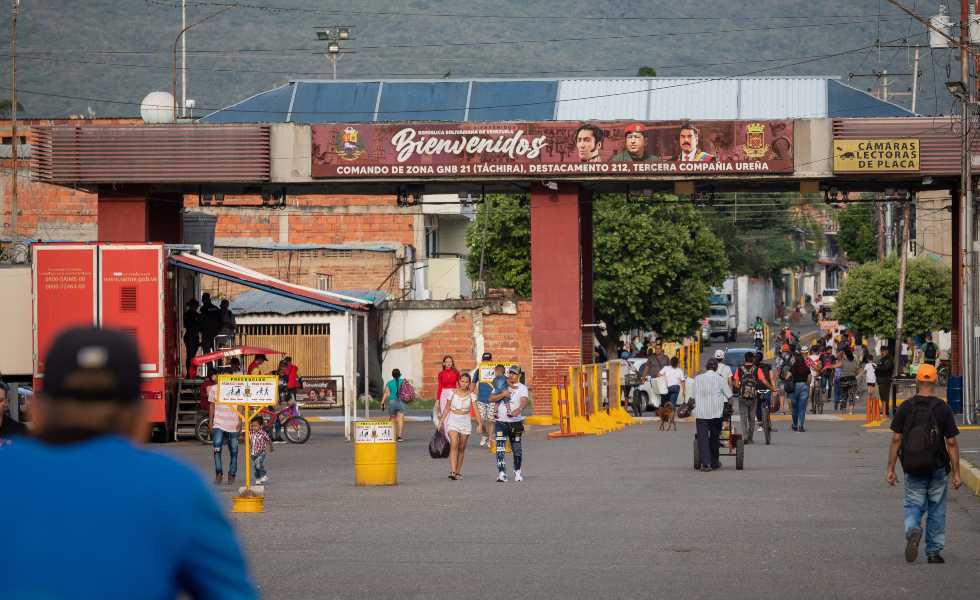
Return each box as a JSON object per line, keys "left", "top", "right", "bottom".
{"left": 10, "top": 19, "right": 891, "bottom": 57}
{"left": 144, "top": 0, "right": 916, "bottom": 23}
{"left": 2, "top": 33, "right": 925, "bottom": 117}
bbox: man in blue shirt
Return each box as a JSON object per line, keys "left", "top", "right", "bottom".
{"left": 0, "top": 327, "right": 257, "bottom": 600}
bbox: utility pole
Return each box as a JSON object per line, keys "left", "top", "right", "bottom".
{"left": 878, "top": 202, "right": 886, "bottom": 260}
{"left": 911, "top": 47, "right": 920, "bottom": 112}
{"left": 892, "top": 202, "right": 911, "bottom": 415}
{"left": 960, "top": 0, "right": 976, "bottom": 424}
{"left": 885, "top": 202, "right": 894, "bottom": 255}
{"left": 9, "top": 0, "right": 19, "bottom": 241}
{"left": 181, "top": 0, "right": 186, "bottom": 117}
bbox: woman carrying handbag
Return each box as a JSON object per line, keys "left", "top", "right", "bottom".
{"left": 440, "top": 373, "right": 477, "bottom": 480}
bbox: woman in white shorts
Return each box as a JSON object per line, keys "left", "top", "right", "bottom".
{"left": 442, "top": 372, "right": 476, "bottom": 480}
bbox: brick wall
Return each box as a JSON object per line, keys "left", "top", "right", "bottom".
{"left": 202, "top": 246, "right": 400, "bottom": 300}
{"left": 531, "top": 346, "right": 582, "bottom": 414}
{"left": 408, "top": 300, "right": 533, "bottom": 402}
{"left": 1, "top": 175, "right": 98, "bottom": 240}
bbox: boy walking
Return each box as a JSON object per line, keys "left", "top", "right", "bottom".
{"left": 249, "top": 416, "right": 272, "bottom": 485}
{"left": 886, "top": 364, "right": 961, "bottom": 563}
{"left": 493, "top": 366, "right": 528, "bottom": 483}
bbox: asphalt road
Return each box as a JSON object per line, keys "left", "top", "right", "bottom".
{"left": 163, "top": 415, "right": 980, "bottom": 600}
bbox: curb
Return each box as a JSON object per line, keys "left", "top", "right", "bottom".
{"left": 960, "top": 457, "right": 980, "bottom": 496}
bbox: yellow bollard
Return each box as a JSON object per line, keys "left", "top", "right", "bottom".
{"left": 353, "top": 419, "right": 398, "bottom": 486}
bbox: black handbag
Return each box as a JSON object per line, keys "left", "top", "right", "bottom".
{"left": 428, "top": 430, "right": 450, "bottom": 459}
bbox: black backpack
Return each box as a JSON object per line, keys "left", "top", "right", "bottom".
{"left": 900, "top": 396, "right": 942, "bottom": 476}
{"left": 923, "top": 342, "right": 937, "bottom": 361}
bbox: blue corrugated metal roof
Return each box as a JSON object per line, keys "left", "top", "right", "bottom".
{"left": 199, "top": 77, "right": 915, "bottom": 124}
{"left": 231, "top": 289, "right": 384, "bottom": 315}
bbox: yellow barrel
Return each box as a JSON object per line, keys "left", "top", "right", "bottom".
{"left": 353, "top": 419, "right": 397, "bottom": 486}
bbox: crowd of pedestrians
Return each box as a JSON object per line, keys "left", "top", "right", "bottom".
{"left": 183, "top": 292, "right": 238, "bottom": 375}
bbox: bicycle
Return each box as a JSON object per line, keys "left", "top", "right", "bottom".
{"left": 260, "top": 403, "right": 312, "bottom": 444}
{"left": 756, "top": 389, "right": 773, "bottom": 445}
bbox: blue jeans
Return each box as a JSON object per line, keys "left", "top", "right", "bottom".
{"left": 904, "top": 467, "right": 948, "bottom": 556}
{"left": 792, "top": 382, "right": 809, "bottom": 429}
{"left": 665, "top": 385, "right": 680, "bottom": 407}
{"left": 494, "top": 421, "right": 524, "bottom": 474}
{"left": 252, "top": 452, "right": 267, "bottom": 480}
{"left": 212, "top": 428, "right": 239, "bottom": 476}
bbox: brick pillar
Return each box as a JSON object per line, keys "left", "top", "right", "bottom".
{"left": 529, "top": 183, "right": 592, "bottom": 414}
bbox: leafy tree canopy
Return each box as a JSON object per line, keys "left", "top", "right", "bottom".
{"left": 636, "top": 66, "right": 657, "bottom": 77}
{"left": 837, "top": 203, "right": 878, "bottom": 264}
{"left": 834, "top": 256, "right": 951, "bottom": 336}
{"left": 466, "top": 193, "right": 728, "bottom": 342}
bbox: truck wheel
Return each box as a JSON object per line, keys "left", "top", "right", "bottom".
{"left": 735, "top": 438, "right": 745, "bottom": 470}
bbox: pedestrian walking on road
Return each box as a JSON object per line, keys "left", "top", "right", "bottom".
{"left": 922, "top": 333, "right": 939, "bottom": 367}
{"left": 210, "top": 362, "right": 242, "bottom": 484}
{"left": 381, "top": 368, "right": 407, "bottom": 442}
{"left": 790, "top": 345, "right": 812, "bottom": 432}
{"left": 436, "top": 355, "right": 460, "bottom": 407}
{"left": 473, "top": 358, "right": 506, "bottom": 447}
{"left": 733, "top": 354, "right": 767, "bottom": 443}
{"left": 494, "top": 366, "right": 528, "bottom": 482}
{"left": 886, "top": 364, "right": 961, "bottom": 564}
{"left": 713, "top": 348, "right": 733, "bottom": 388}
{"left": 877, "top": 347, "right": 895, "bottom": 416}
{"left": 658, "top": 356, "right": 686, "bottom": 407}
{"left": 443, "top": 373, "right": 477, "bottom": 479}
{"left": 0, "top": 327, "right": 257, "bottom": 599}
{"left": 688, "top": 358, "right": 733, "bottom": 472}
{"left": 249, "top": 415, "right": 272, "bottom": 485}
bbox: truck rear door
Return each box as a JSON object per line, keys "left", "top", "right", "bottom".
{"left": 98, "top": 245, "right": 165, "bottom": 377}
{"left": 32, "top": 245, "right": 98, "bottom": 385}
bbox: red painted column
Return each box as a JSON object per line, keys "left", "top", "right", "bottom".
{"left": 529, "top": 183, "right": 592, "bottom": 414}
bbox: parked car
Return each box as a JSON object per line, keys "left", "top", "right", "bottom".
{"left": 708, "top": 305, "right": 737, "bottom": 342}
{"left": 820, "top": 288, "right": 839, "bottom": 305}
{"left": 723, "top": 348, "right": 757, "bottom": 373}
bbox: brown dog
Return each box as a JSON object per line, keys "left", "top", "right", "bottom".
{"left": 656, "top": 402, "right": 676, "bottom": 431}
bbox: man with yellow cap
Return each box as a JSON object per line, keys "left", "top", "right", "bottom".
{"left": 612, "top": 123, "right": 656, "bottom": 162}
{"left": 886, "top": 363, "right": 961, "bottom": 565}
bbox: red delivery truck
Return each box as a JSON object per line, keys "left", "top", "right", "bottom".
{"left": 33, "top": 243, "right": 173, "bottom": 439}
{"left": 32, "top": 241, "right": 367, "bottom": 441}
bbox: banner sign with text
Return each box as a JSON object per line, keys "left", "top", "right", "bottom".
{"left": 833, "top": 139, "right": 920, "bottom": 173}
{"left": 312, "top": 120, "right": 794, "bottom": 179}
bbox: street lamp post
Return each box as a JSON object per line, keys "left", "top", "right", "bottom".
{"left": 171, "top": 5, "right": 236, "bottom": 120}
{"left": 314, "top": 26, "right": 353, "bottom": 80}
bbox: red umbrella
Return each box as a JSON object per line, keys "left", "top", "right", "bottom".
{"left": 189, "top": 346, "right": 285, "bottom": 377}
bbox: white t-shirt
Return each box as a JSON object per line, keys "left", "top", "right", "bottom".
{"left": 659, "top": 366, "right": 686, "bottom": 388}
{"left": 864, "top": 362, "right": 877, "bottom": 385}
{"left": 497, "top": 383, "right": 528, "bottom": 422}
{"left": 716, "top": 362, "right": 733, "bottom": 383}
{"left": 209, "top": 384, "right": 241, "bottom": 432}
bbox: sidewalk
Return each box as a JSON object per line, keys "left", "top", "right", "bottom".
{"left": 957, "top": 427, "right": 980, "bottom": 496}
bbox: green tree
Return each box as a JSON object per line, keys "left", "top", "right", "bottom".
{"left": 836, "top": 203, "right": 878, "bottom": 263}
{"left": 0, "top": 99, "right": 24, "bottom": 118}
{"left": 465, "top": 195, "right": 531, "bottom": 296}
{"left": 834, "top": 256, "right": 952, "bottom": 336}
{"left": 636, "top": 66, "right": 657, "bottom": 77}
{"left": 466, "top": 193, "right": 728, "bottom": 344}
{"left": 704, "top": 194, "right": 819, "bottom": 280}
{"left": 593, "top": 194, "right": 727, "bottom": 344}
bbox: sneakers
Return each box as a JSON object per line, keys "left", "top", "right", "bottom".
{"left": 906, "top": 527, "right": 922, "bottom": 563}
{"left": 514, "top": 470, "right": 524, "bottom": 482}
{"left": 214, "top": 473, "right": 223, "bottom": 484}
{"left": 496, "top": 472, "right": 508, "bottom": 483}
{"left": 927, "top": 553, "right": 945, "bottom": 564}
{"left": 256, "top": 475, "right": 269, "bottom": 484}
{"left": 479, "top": 436, "right": 488, "bottom": 447}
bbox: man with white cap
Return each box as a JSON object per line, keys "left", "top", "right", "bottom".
{"left": 714, "top": 349, "right": 733, "bottom": 388}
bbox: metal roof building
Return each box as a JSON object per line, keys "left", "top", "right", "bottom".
{"left": 200, "top": 77, "right": 914, "bottom": 124}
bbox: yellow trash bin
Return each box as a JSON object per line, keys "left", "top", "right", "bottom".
{"left": 354, "top": 419, "right": 397, "bottom": 486}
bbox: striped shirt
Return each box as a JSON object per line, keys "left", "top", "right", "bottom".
{"left": 687, "top": 370, "right": 733, "bottom": 420}
{"left": 249, "top": 428, "right": 271, "bottom": 456}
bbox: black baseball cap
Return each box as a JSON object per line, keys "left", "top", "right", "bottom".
{"left": 481, "top": 352, "right": 493, "bottom": 361}
{"left": 42, "top": 327, "right": 141, "bottom": 404}
{"left": 507, "top": 365, "right": 523, "bottom": 376}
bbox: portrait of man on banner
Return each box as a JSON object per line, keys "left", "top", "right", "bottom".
{"left": 612, "top": 123, "right": 656, "bottom": 163}
{"left": 574, "top": 123, "right": 604, "bottom": 163}
{"left": 677, "top": 121, "right": 715, "bottom": 162}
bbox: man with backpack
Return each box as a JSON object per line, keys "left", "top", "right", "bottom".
{"left": 732, "top": 353, "right": 771, "bottom": 443}
{"left": 886, "top": 363, "right": 961, "bottom": 564}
